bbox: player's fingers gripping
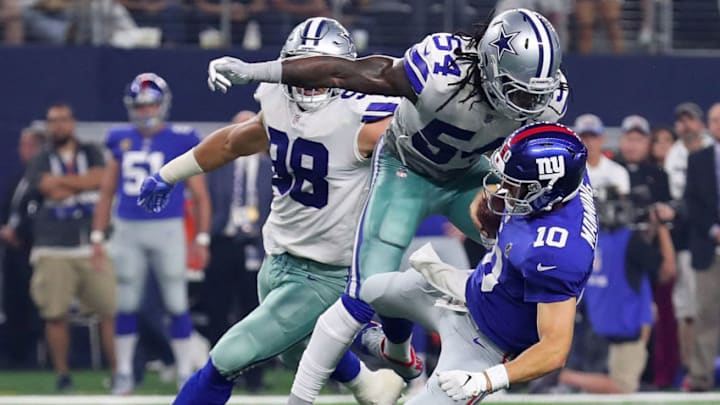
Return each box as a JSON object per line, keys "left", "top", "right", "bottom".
{"left": 438, "top": 370, "right": 472, "bottom": 400}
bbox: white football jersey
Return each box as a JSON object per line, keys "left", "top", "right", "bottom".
{"left": 387, "top": 33, "right": 568, "bottom": 181}
{"left": 255, "top": 83, "right": 399, "bottom": 266}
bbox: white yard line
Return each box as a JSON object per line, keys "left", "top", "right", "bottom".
{"left": 0, "top": 393, "right": 719, "bottom": 404}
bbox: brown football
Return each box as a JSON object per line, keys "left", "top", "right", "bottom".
{"left": 471, "top": 184, "right": 505, "bottom": 239}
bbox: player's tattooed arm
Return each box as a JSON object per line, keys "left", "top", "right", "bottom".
{"left": 282, "top": 56, "right": 418, "bottom": 102}
{"left": 504, "top": 297, "right": 576, "bottom": 383}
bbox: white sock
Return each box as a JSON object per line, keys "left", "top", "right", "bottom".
{"left": 290, "top": 300, "right": 363, "bottom": 402}
{"left": 345, "top": 361, "right": 372, "bottom": 391}
{"left": 384, "top": 335, "right": 413, "bottom": 363}
{"left": 115, "top": 334, "right": 138, "bottom": 376}
{"left": 171, "top": 338, "right": 193, "bottom": 378}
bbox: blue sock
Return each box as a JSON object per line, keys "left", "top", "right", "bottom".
{"left": 116, "top": 313, "right": 137, "bottom": 335}
{"left": 412, "top": 324, "right": 428, "bottom": 355}
{"left": 329, "top": 350, "right": 361, "bottom": 383}
{"left": 380, "top": 315, "right": 413, "bottom": 344}
{"left": 171, "top": 312, "right": 192, "bottom": 339}
{"left": 173, "top": 358, "right": 233, "bottom": 405}
{"left": 341, "top": 294, "right": 375, "bottom": 324}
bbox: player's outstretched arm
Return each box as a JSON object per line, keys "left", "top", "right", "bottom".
{"left": 438, "top": 297, "right": 576, "bottom": 401}
{"left": 208, "top": 55, "right": 417, "bottom": 102}
{"left": 137, "top": 113, "right": 267, "bottom": 213}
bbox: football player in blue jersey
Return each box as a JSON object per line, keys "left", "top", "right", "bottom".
{"left": 91, "top": 73, "right": 212, "bottom": 394}
{"left": 358, "top": 122, "right": 597, "bottom": 404}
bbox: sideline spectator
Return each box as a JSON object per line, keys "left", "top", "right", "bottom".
{"left": 1, "top": 0, "right": 23, "bottom": 44}
{"left": 575, "top": 0, "right": 624, "bottom": 53}
{"left": 27, "top": 103, "right": 116, "bottom": 392}
{"left": 684, "top": 102, "right": 720, "bottom": 391}
{"left": 617, "top": 114, "right": 678, "bottom": 388}
{"left": 66, "top": 0, "right": 136, "bottom": 46}
{"left": 0, "top": 126, "right": 45, "bottom": 368}
{"left": 21, "top": 0, "right": 72, "bottom": 44}
{"left": 664, "top": 102, "right": 712, "bottom": 373}
{"left": 651, "top": 127, "right": 677, "bottom": 167}
{"left": 118, "top": 0, "right": 189, "bottom": 45}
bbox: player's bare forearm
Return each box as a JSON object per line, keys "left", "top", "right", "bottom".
{"left": 194, "top": 112, "right": 268, "bottom": 171}
{"left": 505, "top": 298, "right": 576, "bottom": 383}
{"left": 187, "top": 175, "right": 211, "bottom": 234}
{"left": 92, "top": 159, "right": 119, "bottom": 232}
{"left": 282, "top": 56, "right": 416, "bottom": 100}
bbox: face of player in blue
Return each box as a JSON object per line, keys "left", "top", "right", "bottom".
{"left": 130, "top": 103, "right": 164, "bottom": 133}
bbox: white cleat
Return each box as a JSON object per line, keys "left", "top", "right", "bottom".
{"left": 348, "top": 367, "right": 406, "bottom": 405}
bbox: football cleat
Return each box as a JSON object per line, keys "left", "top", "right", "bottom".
{"left": 348, "top": 367, "right": 406, "bottom": 405}
{"left": 359, "top": 323, "right": 424, "bottom": 380}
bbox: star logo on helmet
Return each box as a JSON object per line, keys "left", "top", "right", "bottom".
{"left": 490, "top": 25, "right": 519, "bottom": 60}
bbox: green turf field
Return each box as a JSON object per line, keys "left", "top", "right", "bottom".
{"left": 0, "top": 370, "right": 719, "bottom": 405}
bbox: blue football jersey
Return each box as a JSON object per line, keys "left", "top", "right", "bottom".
{"left": 106, "top": 124, "right": 200, "bottom": 220}
{"left": 465, "top": 177, "right": 597, "bottom": 355}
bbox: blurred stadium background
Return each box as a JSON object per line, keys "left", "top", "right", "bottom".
{"left": 1, "top": 0, "right": 720, "bottom": 404}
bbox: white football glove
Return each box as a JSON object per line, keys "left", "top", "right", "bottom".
{"left": 437, "top": 370, "right": 489, "bottom": 401}
{"left": 207, "top": 56, "right": 251, "bottom": 93}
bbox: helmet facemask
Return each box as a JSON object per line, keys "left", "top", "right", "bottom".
{"left": 279, "top": 17, "right": 356, "bottom": 112}
{"left": 483, "top": 149, "right": 561, "bottom": 216}
{"left": 481, "top": 54, "right": 559, "bottom": 121}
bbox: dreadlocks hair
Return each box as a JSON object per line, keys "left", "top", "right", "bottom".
{"left": 435, "top": 10, "right": 495, "bottom": 113}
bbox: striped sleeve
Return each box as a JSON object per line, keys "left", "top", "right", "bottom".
{"left": 402, "top": 41, "right": 430, "bottom": 95}
{"left": 361, "top": 101, "right": 398, "bottom": 123}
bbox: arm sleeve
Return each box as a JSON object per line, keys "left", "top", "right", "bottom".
{"left": 360, "top": 95, "right": 400, "bottom": 123}
{"left": 402, "top": 35, "right": 433, "bottom": 96}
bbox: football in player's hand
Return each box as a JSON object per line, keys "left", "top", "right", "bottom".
{"left": 470, "top": 184, "right": 504, "bottom": 239}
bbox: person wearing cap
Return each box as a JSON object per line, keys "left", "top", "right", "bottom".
{"left": 575, "top": 113, "right": 630, "bottom": 199}
{"left": 684, "top": 102, "right": 720, "bottom": 391}
{"left": 617, "top": 114, "right": 679, "bottom": 389}
{"left": 664, "top": 102, "right": 711, "bottom": 378}
{"left": 559, "top": 114, "right": 654, "bottom": 394}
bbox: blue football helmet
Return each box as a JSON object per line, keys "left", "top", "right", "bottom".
{"left": 124, "top": 73, "right": 172, "bottom": 131}
{"left": 484, "top": 122, "right": 587, "bottom": 216}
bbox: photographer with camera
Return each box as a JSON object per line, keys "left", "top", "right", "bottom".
{"left": 615, "top": 114, "right": 679, "bottom": 388}
{"left": 559, "top": 114, "right": 657, "bottom": 393}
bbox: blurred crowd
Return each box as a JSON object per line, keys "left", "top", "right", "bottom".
{"left": 1, "top": 0, "right": 719, "bottom": 52}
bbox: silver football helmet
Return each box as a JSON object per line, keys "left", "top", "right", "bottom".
{"left": 478, "top": 9, "right": 562, "bottom": 121}
{"left": 280, "top": 17, "right": 357, "bottom": 111}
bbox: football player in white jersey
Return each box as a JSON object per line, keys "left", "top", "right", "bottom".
{"left": 137, "top": 18, "right": 404, "bottom": 405}
{"left": 200, "top": 8, "right": 567, "bottom": 405}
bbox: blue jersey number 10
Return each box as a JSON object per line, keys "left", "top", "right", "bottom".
{"left": 268, "top": 127, "right": 329, "bottom": 209}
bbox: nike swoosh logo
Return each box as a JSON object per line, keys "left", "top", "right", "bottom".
{"left": 472, "top": 337, "right": 488, "bottom": 349}
{"left": 537, "top": 263, "right": 557, "bottom": 272}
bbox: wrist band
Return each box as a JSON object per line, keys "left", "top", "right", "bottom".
{"left": 195, "top": 232, "right": 210, "bottom": 247}
{"left": 159, "top": 148, "right": 203, "bottom": 184}
{"left": 485, "top": 364, "right": 509, "bottom": 392}
{"left": 249, "top": 60, "right": 282, "bottom": 83}
{"left": 90, "top": 230, "right": 105, "bottom": 244}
